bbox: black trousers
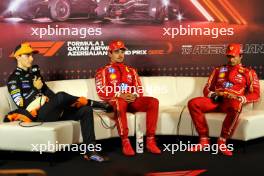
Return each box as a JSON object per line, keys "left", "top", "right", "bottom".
{"left": 37, "top": 92, "right": 96, "bottom": 147}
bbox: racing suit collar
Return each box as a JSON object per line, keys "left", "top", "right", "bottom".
{"left": 228, "top": 63, "right": 242, "bottom": 69}
{"left": 16, "top": 67, "right": 29, "bottom": 74}
{"left": 110, "top": 62, "right": 125, "bottom": 67}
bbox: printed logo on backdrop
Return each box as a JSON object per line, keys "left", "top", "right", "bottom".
{"left": 182, "top": 44, "right": 264, "bottom": 55}
{"left": 67, "top": 41, "right": 173, "bottom": 57}
{"left": 9, "top": 41, "right": 65, "bottom": 57}
{"left": 67, "top": 41, "right": 108, "bottom": 56}
{"left": 9, "top": 41, "right": 173, "bottom": 57}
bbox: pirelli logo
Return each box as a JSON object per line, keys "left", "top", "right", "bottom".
{"left": 29, "top": 41, "right": 65, "bottom": 56}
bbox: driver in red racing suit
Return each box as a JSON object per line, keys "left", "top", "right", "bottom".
{"left": 188, "top": 43, "right": 260, "bottom": 156}
{"left": 95, "top": 40, "right": 161, "bottom": 156}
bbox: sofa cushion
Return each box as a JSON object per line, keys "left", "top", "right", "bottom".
{"left": 181, "top": 108, "right": 264, "bottom": 141}
{"left": 135, "top": 105, "right": 264, "bottom": 141}
{"left": 135, "top": 106, "right": 186, "bottom": 135}
{"left": 0, "top": 121, "right": 74, "bottom": 152}
{"left": 186, "top": 110, "right": 264, "bottom": 141}
{"left": 73, "top": 112, "right": 136, "bottom": 143}
{"left": 232, "top": 110, "right": 264, "bottom": 141}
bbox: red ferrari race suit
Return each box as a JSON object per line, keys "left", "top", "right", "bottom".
{"left": 95, "top": 62, "right": 159, "bottom": 139}
{"left": 188, "top": 64, "right": 260, "bottom": 139}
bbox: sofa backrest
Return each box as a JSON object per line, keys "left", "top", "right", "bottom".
{"left": 140, "top": 77, "right": 178, "bottom": 106}
{"left": 140, "top": 76, "right": 208, "bottom": 106}
{"left": 86, "top": 78, "right": 101, "bottom": 101}
{"left": 174, "top": 77, "right": 208, "bottom": 106}
{"left": 0, "top": 87, "right": 12, "bottom": 122}
{"left": 140, "top": 76, "right": 259, "bottom": 110}
{"left": 252, "top": 80, "right": 264, "bottom": 110}
{"left": 46, "top": 79, "right": 89, "bottom": 97}
{"left": 0, "top": 77, "right": 262, "bottom": 122}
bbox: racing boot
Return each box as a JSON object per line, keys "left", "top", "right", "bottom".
{"left": 146, "top": 136, "right": 161, "bottom": 154}
{"left": 217, "top": 137, "right": 233, "bottom": 156}
{"left": 122, "top": 138, "right": 135, "bottom": 156}
{"left": 189, "top": 137, "right": 210, "bottom": 152}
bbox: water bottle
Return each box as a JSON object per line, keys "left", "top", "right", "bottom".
{"left": 136, "top": 125, "right": 144, "bottom": 153}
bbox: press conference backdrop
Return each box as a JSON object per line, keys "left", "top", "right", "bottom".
{"left": 0, "top": 0, "right": 263, "bottom": 86}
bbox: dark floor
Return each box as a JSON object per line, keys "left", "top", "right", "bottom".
{"left": 0, "top": 136, "right": 263, "bottom": 176}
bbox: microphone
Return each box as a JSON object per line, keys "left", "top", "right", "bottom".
{"left": 31, "top": 65, "right": 43, "bottom": 94}
{"left": 31, "top": 65, "right": 41, "bottom": 78}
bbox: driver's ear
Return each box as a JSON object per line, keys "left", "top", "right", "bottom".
{"left": 15, "top": 55, "right": 21, "bottom": 61}
{"left": 108, "top": 51, "right": 112, "bottom": 58}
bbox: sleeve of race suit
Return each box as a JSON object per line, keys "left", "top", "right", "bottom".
{"left": 95, "top": 67, "right": 115, "bottom": 101}
{"left": 7, "top": 74, "right": 25, "bottom": 108}
{"left": 203, "top": 67, "right": 219, "bottom": 98}
{"left": 7, "top": 74, "right": 41, "bottom": 109}
{"left": 131, "top": 68, "right": 143, "bottom": 97}
{"left": 39, "top": 75, "right": 55, "bottom": 99}
{"left": 239, "top": 69, "right": 260, "bottom": 104}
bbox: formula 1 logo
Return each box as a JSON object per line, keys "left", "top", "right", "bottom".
{"left": 29, "top": 41, "right": 65, "bottom": 56}
{"left": 10, "top": 41, "right": 64, "bottom": 57}
{"left": 146, "top": 169, "right": 206, "bottom": 176}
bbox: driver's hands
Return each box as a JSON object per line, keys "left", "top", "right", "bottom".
{"left": 215, "top": 91, "right": 224, "bottom": 97}
{"left": 120, "top": 93, "right": 137, "bottom": 103}
{"left": 215, "top": 91, "right": 239, "bottom": 100}
{"left": 33, "top": 76, "right": 43, "bottom": 90}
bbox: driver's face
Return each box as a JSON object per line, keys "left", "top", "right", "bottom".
{"left": 109, "top": 49, "right": 126, "bottom": 63}
{"left": 227, "top": 55, "right": 242, "bottom": 66}
{"left": 16, "top": 53, "right": 34, "bottom": 69}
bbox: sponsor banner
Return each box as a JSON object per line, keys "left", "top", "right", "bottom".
{"left": 0, "top": 0, "right": 264, "bottom": 86}
{"left": 182, "top": 44, "right": 264, "bottom": 55}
